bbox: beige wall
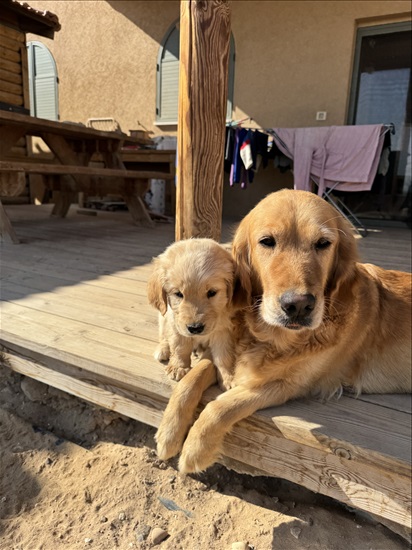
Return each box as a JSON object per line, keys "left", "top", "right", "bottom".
{"left": 27, "top": 1, "right": 180, "bottom": 132}
{"left": 27, "top": 0, "right": 411, "bottom": 217}
{"left": 231, "top": 1, "right": 410, "bottom": 129}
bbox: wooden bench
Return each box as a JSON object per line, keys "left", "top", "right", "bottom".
{"left": 0, "top": 111, "right": 175, "bottom": 243}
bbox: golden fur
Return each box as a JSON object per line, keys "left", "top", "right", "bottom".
{"left": 156, "top": 190, "right": 412, "bottom": 473}
{"left": 147, "top": 238, "right": 237, "bottom": 388}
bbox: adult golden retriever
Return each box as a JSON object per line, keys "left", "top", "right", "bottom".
{"left": 148, "top": 238, "right": 237, "bottom": 388}
{"left": 156, "top": 189, "right": 411, "bottom": 473}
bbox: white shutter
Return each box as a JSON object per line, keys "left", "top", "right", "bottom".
{"left": 27, "top": 41, "right": 59, "bottom": 121}
{"left": 157, "top": 24, "right": 235, "bottom": 124}
{"left": 157, "top": 26, "right": 180, "bottom": 123}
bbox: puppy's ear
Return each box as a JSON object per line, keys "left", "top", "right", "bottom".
{"left": 232, "top": 218, "right": 253, "bottom": 306}
{"left": 147, "top": 259, "right": 168, "bottom": 315}
{"left": 327, "top": 215, "right": 359, "bottom": 301}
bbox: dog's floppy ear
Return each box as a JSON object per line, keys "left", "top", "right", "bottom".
{"left": 232, "top": 218, "right": 253, "bottom": 307}
{"left": 147, "top": 258, "right": 168, "bottom": 315}
{"left": 224, "top": 259, "right": 249, "bottom": 310}
{"left": 327, "top": 215, "right": 359, "bottom": 301}
{"left": 231, "top": 272, "right": 252, "bottom": 310}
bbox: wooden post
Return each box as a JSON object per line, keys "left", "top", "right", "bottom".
{"left": 176, "top": 0, "right": 231, "bottom": 241}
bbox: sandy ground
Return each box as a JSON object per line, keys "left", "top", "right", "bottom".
{"left": 0, "top": 364, "right": 409, "bottom": 550}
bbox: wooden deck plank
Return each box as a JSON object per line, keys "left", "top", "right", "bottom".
{"left": 0, "top": 261, "right": 153, "bottom": 292}
{"left": 220, "top": 414, "right": 411, "bottom": 528}
{"left": 1, "top": 350, "right": 166, "bottom": 428}
{"left": 0, "top": 204, "right": 411, "bottom": 529}
{"left": 6, "top": 221, "right": 174, "bottom": 254}
{"left": 1, "top": 240, "right": 159, "bottom": 273}
{"left": 256, "top": 395, "right": 411, "bottom": 468}
{"left": 357, "top": 394, "right": 411, "bottom": 413}
{"left": 0, "top": 305, "right": 160, "bottom": 375}
{"left": 2, "top": 283, "right": 157, "bottom": 338}
{"left": 1, "top": 272, "right": 154, "bottom": 313}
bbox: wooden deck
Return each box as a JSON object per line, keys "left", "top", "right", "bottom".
{"left": 0, "top": 204, "right": 411, "bottom": 535}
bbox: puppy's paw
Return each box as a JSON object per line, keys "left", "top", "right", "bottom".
{"left": 217, "top": 372, "right": 235, "bottom": 391}
{"left": 192, "top": 346, "right": 212, "bottom": 363}
{"left": 165, "top": 363, "right": 191, "bottom": 381}
{"left": 154, "top": 342, "right": 170, "bottom": 362}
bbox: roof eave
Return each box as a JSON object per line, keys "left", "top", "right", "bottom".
{"left": 6, "top": 1, "right": 61, "bottom": 39}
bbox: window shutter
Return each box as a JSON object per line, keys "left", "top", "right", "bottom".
{"left": 158, "top": 26, "right": 180, "bottom": 123}
{"left": 157, "top": 24, "right": 235, "bottom": 124}
{"left": 27, "top": 41, "right": 59, "bottom": 121}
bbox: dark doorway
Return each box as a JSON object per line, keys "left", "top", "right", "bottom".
{"left": 348, "top": 22, "right": 411, "bottom": 224}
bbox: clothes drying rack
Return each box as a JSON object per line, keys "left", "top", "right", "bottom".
{"left": 267, "top": 124, "right": 395, "bottom": 238}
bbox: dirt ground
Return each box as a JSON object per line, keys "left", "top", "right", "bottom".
{"left": 0, "top": 364, "right": 409, "bottom": 550}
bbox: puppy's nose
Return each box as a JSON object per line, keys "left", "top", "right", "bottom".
{"left": 187, "top": 323, "right": 205, "bottom": 335}
{"left": 280, "top": 292, "right": 316, "bottom": 319}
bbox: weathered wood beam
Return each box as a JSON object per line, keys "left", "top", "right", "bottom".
{"left": 0, "top": 160, "right": 174, "bottom": 180}
{"left": 176, "top": 0, "right": 231, "bottom": 241}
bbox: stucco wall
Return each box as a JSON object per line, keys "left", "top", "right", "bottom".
{"left": 26, "top": 0, "right": 411, "bottom": 217}
{"left": 27, "top": 1, "right": 180, "bottom": 132}
{"left": 231, "top": 1, "right": 410, "bottom": 129}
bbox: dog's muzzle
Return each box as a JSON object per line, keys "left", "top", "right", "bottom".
{"left": 279, "top": 291, "right": 316, "bottom": 329}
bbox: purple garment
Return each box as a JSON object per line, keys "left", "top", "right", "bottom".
{"left": 272, "top": 125, "right": 386, "bottom": 196}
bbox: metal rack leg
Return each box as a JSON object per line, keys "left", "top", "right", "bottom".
{"left": 323, "top": 191, "right": 368, "bottom": 237}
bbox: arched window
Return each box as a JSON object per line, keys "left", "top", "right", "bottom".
{"left": 156, "top": 21, "right": 235, "bottom": 124}
{"left": 27, "top": 41, "right": 59, "bottom": 121}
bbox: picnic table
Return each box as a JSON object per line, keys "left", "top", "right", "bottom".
{"left": 0, "top": 110, "right": 175, "bottom": 243}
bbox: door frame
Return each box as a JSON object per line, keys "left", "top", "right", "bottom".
{"left": 347, "top": 21, "right": 411, "bottom": 124}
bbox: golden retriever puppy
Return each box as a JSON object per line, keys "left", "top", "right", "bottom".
{"left": 156, "top": 189, "right": 411, "bottom": 473}
{"left": 147, "top": 238, "right": 237, "bottom": 388}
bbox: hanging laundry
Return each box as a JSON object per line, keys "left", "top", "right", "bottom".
{"left": 271, "top": 125, "right": 386, "bottom": 196}
{"left": 224, "top": 127, "right": 235, "bottom": 174}
{"left": 230, "top": 128, "right": 248, "bottom": 187}
{"left": 226, "top": 128, "right": 272, "bottom": 188}
{"left": 240, "top": 130, "right": 253, "bottom": 170}
{"left": 253, "top": 131, "right": 269, "bottom": 171}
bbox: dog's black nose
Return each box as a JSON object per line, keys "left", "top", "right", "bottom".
{"left": 280, "top": 292, "right": 316, "bottom": 319}
{"left": 187, "top": 323, "right": 205, "bottom": 335}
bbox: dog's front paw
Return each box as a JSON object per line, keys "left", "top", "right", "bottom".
{"left": 154, "top": 342, "right": 170, "bottom": 362}
{"left": 178, "top": 431, "right": 220, "bottom": 474}
{"left": 155, "top": 422, "right": 185, "bottom": 461}
{"left": 165, "top": 362, "right": 191, "bottom": 381}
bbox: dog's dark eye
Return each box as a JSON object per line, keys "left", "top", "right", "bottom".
{"left": 174, "top": 291, "right": 183, "bottom": 298}
{"left": 259, "top": 236, "right": 276, "bottom": 248}
{"left": 315, "top": 238, "right": 331, "bottom": 250}
{"left": 207, "top": 289, "right": 217, "bottom": 298}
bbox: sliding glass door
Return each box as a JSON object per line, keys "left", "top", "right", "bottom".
{"left": 348, "top": 22, "right": 411, "bottom": 224}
